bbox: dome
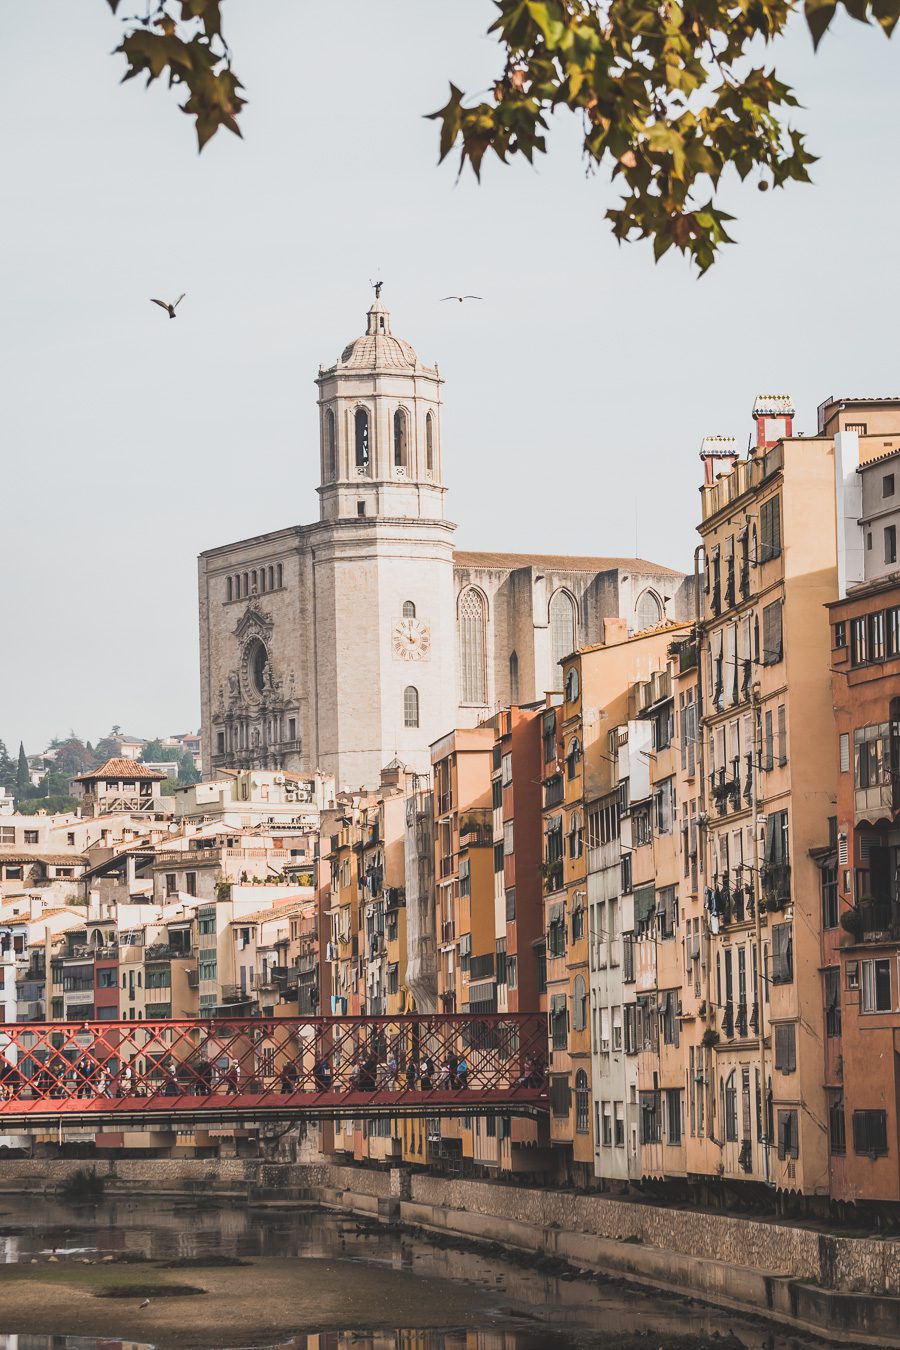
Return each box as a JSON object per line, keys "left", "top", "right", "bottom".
{"left": 331, "top": 290, "right": 426, "bottom": 374}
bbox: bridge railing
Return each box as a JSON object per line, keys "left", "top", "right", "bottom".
{"left": 0, "top": 1014, "right": 547, "bottom": 1111}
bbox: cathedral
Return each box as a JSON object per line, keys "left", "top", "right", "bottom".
{"left": 197, "top": 291, "right": 691, "bottom": 788}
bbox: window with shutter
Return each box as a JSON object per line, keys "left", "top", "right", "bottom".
{"left": 853, "top": 1109, "right": 888, "bottom": 1155}
{"left": 762, "top": 601, "right": 783, "bottom": 664}
{"left": 771, "top": 922, "right": 793, "bottom": 985}
{"left": 777, "top": 704, "right": 787, "bottom": 766}
{"left": 774, "top": 1022, "right": 796, "bottom": 1074}
{"left": 759, "top": 496, "right": 782, "bottom": 563}
{"left": 777, "top": 1108, "right": 799, "bottom": 1159}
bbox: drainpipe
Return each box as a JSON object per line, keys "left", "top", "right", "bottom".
{"left": 749, "top": 680, "right": 770, "bottom": 1185}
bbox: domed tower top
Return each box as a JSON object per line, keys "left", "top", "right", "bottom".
{"left": 316, "top": 287, "right": 445, "bottom": 523}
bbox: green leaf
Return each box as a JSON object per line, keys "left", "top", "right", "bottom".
{"left": 804, "top": 0, "right": 839, "bottom": 47}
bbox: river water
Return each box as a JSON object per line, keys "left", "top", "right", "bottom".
{"left": 0, "top": 1193, "right": 835, "bottom": 1350}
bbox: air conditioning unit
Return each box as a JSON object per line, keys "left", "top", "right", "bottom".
{"left": 273, "top": 774, "right": 285, "bottom": 785}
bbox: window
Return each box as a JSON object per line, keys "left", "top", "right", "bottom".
{"left": 402, "top": 600, "right": 416, "bottom": 618}
{"left": 851, "top": 615, "right": 869, "bottom": 665}
{"left": 886, "top": 525, "right": 897, "bottom": 566}
{"left": 834, "top": 621, "right": 846, "bottom": 649}
{"left": 503, "top": 820, "right": 514, "bottom": 856}
{"left": 600, "top": 1100, "right": 612, "bottom": 1145}
{"left": 0, "top": 827, "right": 13, "bottom": 846}
{"left": 548, "top": 903, "right": 566, "bottom": 957}
{"left": 846, "top": 960, "right": 860, "bottom": 991}
{"left": 458, "top": 588, "right": 487, "bottom": 704}
{"left": 165, "top": 874, "right": 176, "bottom": 897}
{"left": 96, "top": 968, "right": 117, "bottom": 988}
{"left": 828, "top": 1090, "right": 846, "bottom": 1155}
{"left": 572, "top": 975, "right": 587, "bottom": 1031}
{"left": 860, "top": 957, "right": 892, "bottom": 1013}
{"left": 614, "top": 1101, "right": 625, "bottom": 1147}
{"left": 853, "top": 1109, "right": 888, "bottom": 1156}
{"left": 226, "top": 576, "right": 233, "bottom": 602}
{"left": 825, "top": 968, "right": 841, "bottom": 1037}
{"left": 509, "top": 650, "right": 519, "bottom": 703}
{"left": 393, "top": 408, "right": 408, "bottom": 467}
{"left": 542, "top": 709, "right": 557, "bottom": 766}
{"left": 287, "top": 717, "right": 297, "bottom": 741}
{"left": 505, "top": 887, "right": 516, "bottom": 921}
{"left": 839, "top": 732, "right": 850, "bottom": 773}
{"left": 549, "top": 591, "right": 577, "bottom": 681}
{"left": 354, "top": 407, "right": 370, "bottom": 468}
{"left": 565, "top": 665, "right": 579, "bottom": 703}
{"left": 566, "top": 738, "right": 581, "bottom": 781}
{"left": 774, "top": 1022, "right": 796, "bottom": 1074}
{"left": 24, "top": 830, "right": 38, "bottom": 844}
{"left": 884, "top": 473, "right": 895, "bottom": 498}
{"left": 575, "top": 1069, "right": 589, "bottom": 1133}
{"left": 550, "top": 994, "right": 568, "bottom": 1049}
{"left": 640, "top": 1091, "right": 661, "bottom": 1144}
{"left": 759, "top": 495, "right": 782, "bottom": 562}
{"left": 777, "top": 704, "right": 787, "bottom": 766}
{"left": 325, "top": 408, "right": 336, "bottom": 480}
{"left": 761, "top": 601, "right": 783, "bottom": 664}
{"left": 771, "top": 922, "right": 793, "bottom": 985}
{"left": 635, "top": 589, "right": 662, "bottom": 630}
{"left": 822, "top": 864, "right": 838, "bottom": 930}
{"left": 425, "top": 412, "right": 435, "bottom": 472}
{"left": 403, "top": 686, "right": 419, "bottom": 729}
{"left": 550, "top": 1075, "right": 571, "bottom": 1118}
{"left": 723, "top": 1073, "right": 737, "bottom": 1142}
{"left": 777, "top": 1109, "right": 799, "bottom": 1160}
{"left": 854, "top": 721, "right": 893, "bottom": 789}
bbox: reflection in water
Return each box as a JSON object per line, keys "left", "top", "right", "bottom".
{"left": 0, "top": 1196, "right": 825, "bottom": 1350}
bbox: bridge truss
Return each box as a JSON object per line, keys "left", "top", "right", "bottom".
{"left": 0, "top": 1013, "right": 548, "bottom": 1130}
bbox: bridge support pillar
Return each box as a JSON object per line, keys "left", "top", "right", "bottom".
{"left": 389, "top": 1167, "right": 411, "bottom": 1201}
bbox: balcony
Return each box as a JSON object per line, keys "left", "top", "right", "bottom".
{"left": 459, "top": 810, "right": 492, "bottom": 848}
{"left": 760, "top": 862, "right": 791, "bottom": 912}
{"left": 848, "top": 898, "right": 900, "bottom": 943}
{"left": 855, "top": 782, "right": 898, "bottom": 826}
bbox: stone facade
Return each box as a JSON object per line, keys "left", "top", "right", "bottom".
{"left": 198, "top": 290, "right": 692, "bottom": 789}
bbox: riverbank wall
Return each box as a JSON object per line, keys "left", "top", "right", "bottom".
{"left": 1, "top": 1156, "right": 899, "bottom": 1345}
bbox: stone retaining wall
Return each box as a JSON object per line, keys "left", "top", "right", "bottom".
{"left": 0, "top": 1156, "right": 897, "bottom": 1297}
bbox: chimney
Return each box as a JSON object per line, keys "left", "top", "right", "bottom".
{"left": 752, "top": 394, "right": 794, "bottom": 450}
{"left": 699, "top": 435, "right": 738, "bottom": 486}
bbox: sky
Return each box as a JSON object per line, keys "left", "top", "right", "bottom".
{"left": 2, "top": 2, "right": 899, "bottom": 754}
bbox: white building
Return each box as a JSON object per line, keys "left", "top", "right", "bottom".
{"left": 198, "top": 289, "right": 691, "bottom": 788}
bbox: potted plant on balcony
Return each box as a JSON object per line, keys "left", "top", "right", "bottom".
{"left": 840, "top": 907, "right": 864, "bottom": 940}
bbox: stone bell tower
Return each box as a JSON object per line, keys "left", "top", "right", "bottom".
{"left": 307, "top": 288, "right": 457, "bottom": 785}
{"left": 316, "top": 284, "right": 446, "bottom": 524}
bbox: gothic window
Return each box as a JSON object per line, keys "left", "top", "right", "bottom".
{"left": 458, "top": 587, "right": 487, "bottom": 705}
{"left": 509, "top": 650, "right": 519, "bottom": 703}
{"left": 325, "top": 409, "right": 336, "bottom": 481}
{"left": 355, "top": 407, "right": 370, "bottom": 469}
{"left": 277, "top": 563, "right": 283, "bottom": 588}
{"left": 268, "top": 565, "right": 274, "bottom": 590}
{"left": 226, "top": 577, "right": 233, "bottom": 602}
{"left": 636, "top": 589, "right": 662, "bottom": 631}
{"left": 549, "top": 590, "right": 576, "bottom": 679}
{"left": 259, "top": 569, "right": 266, "bottom": 594}
{"left": 426, "top": 412, "right": 435, "bottom": 472}
{"left": 402, "top": 600, "right": 416, "bottom": 618}
{"left": 243, "top": 572, "right": 249, "bottom": 598}
{"left": 404, "top": 686, "right": 420, "bottom": 728}
{"left": 393, "top": 408, "right": 409, "bottom": 467}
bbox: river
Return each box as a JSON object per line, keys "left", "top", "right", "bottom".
{"left": 0, "top": 1193, "right": 836, "bottom": 1349}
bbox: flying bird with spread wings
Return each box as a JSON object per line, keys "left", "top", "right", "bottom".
{"left": 150, "top": 294, "right": 185, "bottom": 319}
{"left": 441, "top": 295, "right": 483, "bottom": 304}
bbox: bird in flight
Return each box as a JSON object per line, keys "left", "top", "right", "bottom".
{"left": 150, "top": 294, "right": 185, "bottom": 319}
{"left": 139, "top": 1298, "right": 151, "bottom": 1309}
{"left": 441, "top": 295, "right": 483, "bottom": 304}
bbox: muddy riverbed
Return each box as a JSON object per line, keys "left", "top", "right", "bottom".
{"left": 0, "top": 1193, "right": 842, "bottom": 1349}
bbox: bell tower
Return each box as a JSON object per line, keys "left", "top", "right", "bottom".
{"left": 308, "top": 289, "right": 458, "bottom": 787}
{"left": 316, "top": 286, "right": 445, "bottom": 523}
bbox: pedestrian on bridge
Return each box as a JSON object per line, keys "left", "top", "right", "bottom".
{"left": 280, "top": 1062, "right": 299, "bottom": 1093}
{"left": 313, "top": 1056, "right": 332, "bottom": 1091}
{"left": 456, "top": 1056, "right": 468, "bottom": 1090}
{"left": 420, "top": 1057, "right": 434, "bottom": 1090}
{"left": 405, "top": 1059, "right": 418, "bottom": 1090}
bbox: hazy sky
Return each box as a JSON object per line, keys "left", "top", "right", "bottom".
{"left": 2, "top": 3, "right": 899, "bottom": 754}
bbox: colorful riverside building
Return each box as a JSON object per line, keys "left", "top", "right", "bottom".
{"left": 825, "top": 432, "right": 900, "bottom": 1213}
{"left": 692, "top": 394, "right": 897, "bottom": 1206}
{"left": 552, "top": 618, "right": 691, "bottom": 1186}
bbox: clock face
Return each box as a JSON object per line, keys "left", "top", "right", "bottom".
{"left": 392, "top": 616, "right": 431, "bottom": 661}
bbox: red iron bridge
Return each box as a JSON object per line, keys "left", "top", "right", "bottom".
{"left": 0, "top": 1014, "right": 548, "bottom": 1130}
